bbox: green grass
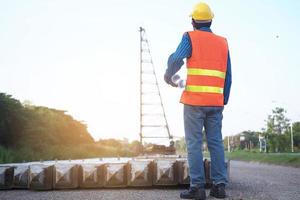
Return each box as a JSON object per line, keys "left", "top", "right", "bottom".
{"left": 0, "top": 144, "right": 136, "bottom": 164}
{"left": 226, "top": 150, "right": 300, "bottom": 168}
{"left": 2, "top": 145, "right": 300, "bottom": 168}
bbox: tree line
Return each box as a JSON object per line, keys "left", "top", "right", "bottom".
{"left": 0, "top": 93, "right": 94, "bottom": 149}
{"left": 224, "top": 107, "right": 300, "bottom": 153}
{"left": 0, "top": 93, "right": 141, "bottom": 163}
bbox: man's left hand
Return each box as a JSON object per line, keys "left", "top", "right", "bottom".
{"left": 164, "top": 74, "right": 178, "bottom": 87}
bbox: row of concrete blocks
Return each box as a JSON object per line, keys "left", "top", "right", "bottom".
{"left": 0, "top": 157, "right": 230, "bottom": 190}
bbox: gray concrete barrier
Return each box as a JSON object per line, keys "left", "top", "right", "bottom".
{"left": 1, "top": 157, "right": 230, "bottom": 190}
{"left": 153, "top": 159, "right": 177, "bottom": 185}
{"left": 0, "top": 165, "right": 14, "bottom": 189}
{"left": 177, "top": 158, "right": 190, "bottom": 185}
{"left": 12, "top": 164, "right": 30, "bottom": 189}
{"left": 79, "top": 162, "right": 105, "bottom": 188}
{"left": 53, "top": 162, "right": 79, "bottom": 189}
{"left": 127, "top": 159, "right": 153, "bottom": 187}
{"left": 29, "top": 163, "right": 53, "bottom": 190}
{"left": 104, "top": 161, "right": 128, "bottom": 188}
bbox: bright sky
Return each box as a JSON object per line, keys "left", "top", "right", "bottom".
{"left": 1, "top": 0, "right": 300, "bottom": 143}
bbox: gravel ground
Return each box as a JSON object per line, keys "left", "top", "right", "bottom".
{"left": 1, "top": 160, "right": 299, "bottom": 200}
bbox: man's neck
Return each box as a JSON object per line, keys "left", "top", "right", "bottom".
{"left": 194, "top": 26, "right": 212, "bottom": 32}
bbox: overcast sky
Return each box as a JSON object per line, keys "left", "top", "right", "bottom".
{"left": 1, "top": 0, "right": 300, "bottom": 143}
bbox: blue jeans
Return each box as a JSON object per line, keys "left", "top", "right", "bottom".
{"left": 184, "top": 105, "right": 228, "bottom": 188}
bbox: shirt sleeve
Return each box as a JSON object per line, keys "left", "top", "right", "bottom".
{"left": 223, "top": 51, "right": 232, "bottom": 105}
{"left": 164, "top": 33, "right": 192, "bottom": 82}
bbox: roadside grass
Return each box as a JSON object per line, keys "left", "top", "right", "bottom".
{"left": 225, "top": 150, "right": 300, "bottom": 168}
{"left": 0, "top": 144, "right": 136, "bottom": 164}
{"left": 2, "top": 145, "right": 300, "bottom": 168}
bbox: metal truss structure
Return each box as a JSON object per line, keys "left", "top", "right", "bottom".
{"left": 139, "top": 27, "right": 173, "bottom": 146}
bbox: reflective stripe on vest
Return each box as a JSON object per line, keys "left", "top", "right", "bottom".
{"left": 185, "top": 85, "right": 224, "bottom": 94}
{"left": 187, "top": 68, "right": 226, "bottom": 79}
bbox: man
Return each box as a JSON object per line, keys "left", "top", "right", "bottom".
{"left": 164, "top": 2, "right": 232, "bottom": 200}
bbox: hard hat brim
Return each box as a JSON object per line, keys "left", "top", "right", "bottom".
{"left": 189, "top": 13, "right": 214, "bottom": 20}
{"left": 192, "top": 19, "right": 212, "bottom": 23}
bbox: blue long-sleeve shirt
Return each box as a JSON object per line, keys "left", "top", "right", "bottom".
{"left": 165, "top": 27, "right": 232, "bottom": 105}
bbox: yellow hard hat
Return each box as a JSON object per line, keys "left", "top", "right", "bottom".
{"left": 190, "top": 2, "right": 214, "bottom": 21}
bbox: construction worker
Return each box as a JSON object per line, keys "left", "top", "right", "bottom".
{"left": 164, "top": 2, "right": 231, "bottom": 200}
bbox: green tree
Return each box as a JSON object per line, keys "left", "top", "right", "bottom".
{"left": 264, "top": 107, "right": 291, "bottom": 152}
{"left": 239, "top": 131, "right": 259, "bottom": 150}
{"left": 266, "top": 107, "right": 290, "bottom": 135}
{"left": 0, "top": 93, "right": 26, "bottom": 147}
{"left": 0, "top": 92, "right": 94, "bottom": 150}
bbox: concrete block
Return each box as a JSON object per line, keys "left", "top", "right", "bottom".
{"left": 53, "top": 162, "right": 79, "bottom": 189}
{"left": 127, "top": 159, "right": 153, "bottom": 187}
{"left": 79, "top": 162, "right": 105, "bottom": 188}
{"left": 29, "top": 164, "right": 53, "bottom": 190}
{"left": 0, "top": 166, "right": 14, "bottom": 189}
{"left": 176, "top": 159, "right": 190, "bottom": 185}
{"left": 12, "top": 164, "right": 30, "bottom": 189}
{"left": 104, "top": 162, "right": 128, "bottom": 187}
{"left": 153, "top": 159, "right": 177, "bottom": 185}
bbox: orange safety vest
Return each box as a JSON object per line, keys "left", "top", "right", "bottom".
{"left": 180, "top": 30, "right": 228, "bottom": 106}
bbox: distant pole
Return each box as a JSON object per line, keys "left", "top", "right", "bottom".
{"left": 265, "top": 139, "right": 267, "bottom": 153}
{"left": 227, "top": 136, "right": 230, "bottom": 153}
{"left": 249, "top": 140, "right": 252, "bottom": 151}
{"left": 291, "top": 123, "right": 294, "bottom": 153}
{"left": 265, "top": 135, "right": 268, "bottom": 153}
{"left": 259, "top": 134, "right": 262, "bottom": 153}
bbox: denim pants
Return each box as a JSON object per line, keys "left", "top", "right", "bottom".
{"left": 184, "top": 104, "right": 228, "bottom": 188}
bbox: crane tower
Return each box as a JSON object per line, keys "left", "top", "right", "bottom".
{"left": 139, "top": 27, "right": 174, "bottom": 152}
